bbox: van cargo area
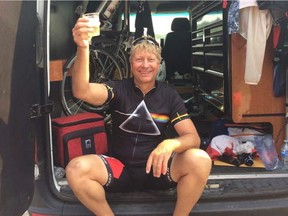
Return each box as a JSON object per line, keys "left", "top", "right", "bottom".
{"left": 35, "top": 0, "right": 288, "bottom": 215}
{"left": 2, "top": 0, "right": 287, "bottom": 215}
{"left": 30, "top": 0, "right": 288, "bottom": 214}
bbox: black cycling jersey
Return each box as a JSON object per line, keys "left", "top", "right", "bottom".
{"left": 105, "top": 78, "right": 190, "bottom": 166}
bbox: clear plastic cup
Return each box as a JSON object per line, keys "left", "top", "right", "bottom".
{"left": 83, "top": 12, "right": 100, "bottom": 41}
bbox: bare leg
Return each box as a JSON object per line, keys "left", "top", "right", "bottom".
{"left": 171, "top": 149, "right": 211, "bottom": 216}
{"left": 66, "top": 154, "right": 114, "bottom": 216}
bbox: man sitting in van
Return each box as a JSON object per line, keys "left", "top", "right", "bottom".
{"left": 66, "top": 15, "right": 211, "bottom": 216}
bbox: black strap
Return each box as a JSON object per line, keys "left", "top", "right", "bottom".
{"left": 104, "top": 84, "right": 114, "bottom": 105}
{"left": 63, "top": 126, "right": 106, "bottom": 166}
{"left": 52, "top": 117, "right": 103, "bottom": 128}
{"left": 274, "top": 21, "right": 288, "bottom": 63}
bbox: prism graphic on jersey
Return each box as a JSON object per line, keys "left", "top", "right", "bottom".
{"left": 119, "top": 100, "right": 162, "bottom": 136}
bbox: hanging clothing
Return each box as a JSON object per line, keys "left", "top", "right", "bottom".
{"left": 228, "top": 0, "right": 240, "bottom": 34}
{"left": 239, "top": 0, "right": 257, "bottom": 9}
{"left": 238, "top": 0, "right": 273, "bottom": 84}
{"left": 134, "top": 0, "right": 155, "bottom": 39}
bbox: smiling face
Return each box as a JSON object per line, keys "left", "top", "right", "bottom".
{"left": 130, "top": 41, "right": 161, "bottom": 89}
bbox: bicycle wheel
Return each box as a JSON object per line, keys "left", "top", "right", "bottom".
{"left": 61, "top": 47, "right": 123, "bottom": 116}
{"left": 92, "top": 36, "right": 130, "bottom": 78}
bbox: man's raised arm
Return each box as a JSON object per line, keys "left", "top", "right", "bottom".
{"left": 71, "top": 17, "right": 109, "bottom": 106}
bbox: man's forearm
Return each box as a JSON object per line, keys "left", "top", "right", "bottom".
{"left": 172, "top": 133, "right": 200, "bottom": 153}
{"left": 72, "top": 47, "right": 90, "bottom": 100}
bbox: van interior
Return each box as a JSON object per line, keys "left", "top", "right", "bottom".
{"left": 47, "top": 0, "right": 288, "bottom": 205}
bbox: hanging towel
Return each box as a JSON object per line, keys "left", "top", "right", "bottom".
{"left": 238, "top": 1, "right": 273, "bottom": 85}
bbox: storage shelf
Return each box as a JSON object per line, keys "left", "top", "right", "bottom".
{"left": 205, "top": 43, "right": 223, "bottom": 48}
{"left": 192, "top": 66, "right": 205, "bottom": 72}
{"left": 206, "top": 32, "right": 222, "bottom": 38}
{"left": 203, "top": 20, "right": 223, "bottom": 30}
{"left": 195, "top": 68, "right": 223, "bottom": 77}
{"left": 205, "top": 52, "right": 223, "bottom": 57}
{"left": 192, "top": 51, "right": 204, "bottom": 56}
{"left": 199, "top": 92, "right": 224, "bottom": 112}
{"left": 192, "top": 1, "right": 225, "bottom": 113}
{"left": 205, "top": 69, "right": 223, "bottom": 77}
{"left": 192, "top": 37, "right": 203, "bottom": 42}
{"left": 192, "top": 43, "right": 204, "bottom": 47}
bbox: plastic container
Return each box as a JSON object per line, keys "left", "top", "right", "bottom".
{"left": 54, "top": 166, "right": 66, "bottom": 180}
{"left": 254, "top": 134, "right": 280, "bottom": 170}
{"left": 281, "top": 139, "right": 288, "bottom": 170}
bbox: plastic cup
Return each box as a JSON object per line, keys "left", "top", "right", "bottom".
{"left": 83, "top": 12, "right": 100, "bottom": 42}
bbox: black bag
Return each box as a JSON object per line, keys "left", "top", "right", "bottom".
{"left": 273, "top": 21, "right": 288, "bottom": 97}
{"left": 257, "top": 1, "right": 288, "bottom": 96}
{"left": 257, "top": 1, "right": 288, "bottom": 24}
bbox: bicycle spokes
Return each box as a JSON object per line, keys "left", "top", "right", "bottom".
{"left": 61, "top": 48, "right": 123, "bottom": 116}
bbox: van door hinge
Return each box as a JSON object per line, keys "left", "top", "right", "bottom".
{"left": 30, "top": 101, "right": 54, "bottom": 119}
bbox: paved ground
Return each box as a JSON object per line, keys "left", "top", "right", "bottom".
{"left": 22, "top": 211, "right": 29, "bottom": 216}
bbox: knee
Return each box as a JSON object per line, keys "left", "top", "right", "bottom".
{"left": 184, "top": 149, "right": 212, "bottom": 175}
{"left": 193, "top": 149, "right": 211, "bottom": 166}
{"left": 66, "top": 156, "right": 91, "bottom": 181}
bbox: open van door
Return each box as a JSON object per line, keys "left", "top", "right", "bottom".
{"left": 0, "top": 1, "right": 39, "bottom": 215}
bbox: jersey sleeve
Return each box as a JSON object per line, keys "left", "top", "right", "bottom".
{"left": 169, "top": 88, "right": 190, "bottom": 126}
{"left": 104, "top": 80, "right": 120, "bottom": 103}
{"left": 104, "top": 79, "right": 127, "bottom": 107}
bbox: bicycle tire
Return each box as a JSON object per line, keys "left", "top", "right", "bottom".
{"left": 61, "top": 47, "right": 123, "bottom": 116}
{"left": 92, "top": 36, "right": 130, "bottom": 78}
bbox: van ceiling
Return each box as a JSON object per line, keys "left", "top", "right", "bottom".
{"left": 130, "top": 1, "right": 197, "bottom": 13}
{"left": 152, "top": 1, "right": 190, "bottom": 12}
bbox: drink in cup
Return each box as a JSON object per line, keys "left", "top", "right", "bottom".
{"left": 83, "top": 12, "right": 100, "bottom": 41}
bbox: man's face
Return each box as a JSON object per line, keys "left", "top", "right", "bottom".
{"left": 131, "top": 50, "right": 160, "bottom": 85}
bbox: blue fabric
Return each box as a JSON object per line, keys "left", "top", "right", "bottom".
{"left": 227, "top": 0, "right": 239, "bottom": 35}
{"left": 273, "top": 55, "right": 287, "bottom": 97}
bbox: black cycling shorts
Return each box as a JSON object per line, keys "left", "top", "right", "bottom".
{"left": 98, "top": 154, "right": 177, "bottom": 192}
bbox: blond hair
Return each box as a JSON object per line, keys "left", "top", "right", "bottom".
{"left": 130, "top": 40, "right": 162, "bottom": 63}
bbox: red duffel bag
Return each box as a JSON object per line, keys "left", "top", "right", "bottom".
{"left": 52, "top": 112, "right": 108, "bottom": 167}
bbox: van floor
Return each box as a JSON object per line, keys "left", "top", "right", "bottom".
{"left": 211, "top": 164, "right": 266, "bottom": 174}
{"left": 106, "top": 169, "right": 288, "bottom": 202}
{"left": 103, "top": 175, "right": 288, "bottom": 203}
{"left": 59, "top": 160, "right": 288, "bottom": 205}
{"left": 59, "top": 134, "right": 288, "bottom": 202}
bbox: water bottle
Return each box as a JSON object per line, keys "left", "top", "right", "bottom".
{"left": 281, "top": 139, "right": 288, "bottom": 170}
